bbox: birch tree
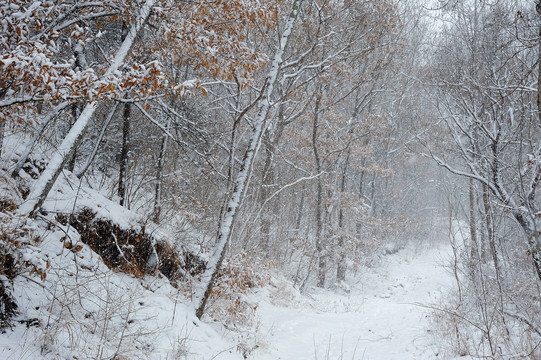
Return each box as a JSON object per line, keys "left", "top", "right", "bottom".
{"left": 17, "top": 0, "right": 157, "bottom": 217}
{"left": 192, "top": 0, "right": 303, "bottom": 319}
{"left": 13, "top": 0, "right": 277, "bottom": 216}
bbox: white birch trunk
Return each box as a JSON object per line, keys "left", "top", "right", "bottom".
{"left": 18, "top": 0, "right": 156, "bottom": 217}
{"left": 193, "top": 0, "right": 304, "bottom": 319}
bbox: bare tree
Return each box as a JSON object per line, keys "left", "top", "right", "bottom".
{"left": 192, "top": 0, "right": 304, "bottom": 319}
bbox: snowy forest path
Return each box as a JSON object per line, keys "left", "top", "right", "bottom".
{"left": 254, "top": 241, "right": 454, "bottom": 360}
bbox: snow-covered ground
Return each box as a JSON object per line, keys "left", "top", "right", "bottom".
{"left": 1, "top": 132, "right": 456, "bottom": 359}
{"left": 253, "top": 243, "right": 454, "bottom": 360}
{"left": 1, "top": 214, "right": 455, "bottom": 360}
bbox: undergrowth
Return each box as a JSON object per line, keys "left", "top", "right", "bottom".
{"left": 209, "top": 251, "right": 272, "bottom": 327}
{"left": 0, "top": 196, "right": 49, "bottom": 330}
{"left": 56, "top": 208, "right": 206, "bottom": 284}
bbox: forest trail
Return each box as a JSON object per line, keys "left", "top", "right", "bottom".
{"left": 254, "top": 242, "right": 454, "bottom": 360}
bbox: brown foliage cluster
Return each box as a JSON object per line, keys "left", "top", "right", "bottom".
{"left": 209, "top": 252, "right": 272, "bottom": 326}
{"left": 155, "top": 241, "right": 205, "bottom": 284}
{"left": 56, "top": 209, "right": 205, "bottom": 283}
{"left": 58, "top": 209, "right": 153, "bottom": 278}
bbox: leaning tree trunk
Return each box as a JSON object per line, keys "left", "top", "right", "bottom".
{"left": 18, "top": 0, "right": 156, "bottom": 217}
{"left": 192, "top": 0, "right": 303, "bottom": 319}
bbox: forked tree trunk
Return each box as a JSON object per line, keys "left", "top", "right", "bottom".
{"left": 192, "top": 0, "right": 303, "bottom": 319}
{"left": 18, "top": 0, "right": 156, "bottom": 217}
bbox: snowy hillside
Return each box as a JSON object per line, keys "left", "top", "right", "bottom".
{"left": 0, "top": 161, "right": 244, "bottom": 359}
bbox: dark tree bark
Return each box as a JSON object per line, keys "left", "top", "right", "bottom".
{"left": 312, "top": 92, "right": 326, "bottom": 288}
{"left": 336, "top": 151, "right": 350, "bottom": 283}
{"left": 152, "top": 120, "right": 170, "bottom": 223}
{"left": 118, "top": 100, "right": 131, "bottom": 207}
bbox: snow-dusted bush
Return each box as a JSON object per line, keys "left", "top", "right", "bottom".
{"left": 433, "top": 220, "right": 541, "bottom": 358}
{"left": 208, "top": 251, "right": 271, "bottom": 327}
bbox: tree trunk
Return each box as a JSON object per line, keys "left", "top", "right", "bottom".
{"left": 295, "top": 183, "right": 306, "bottom": 234}
{"left": 469, "top": 178, "right": 479, "bottom": 263}
{"left": 66, "top": 103, "right": 81, "bottom": 172}
{"left": 260, "top": 134, "right": 275, "bottom": 255}
{"left": 482, "top": 183, "right": 497, "bottom": 268}
{"left": 337, "top": 151, "right": 350, "bottom": 283}
{"left": 153, "top": 119, "right": 170, "bottom": 224}
{"left": 312, "top": 92, "right": 325, "bottom": 288}
{"left": 18, "top": 0, "right": 156, "bottom": 217}
{"left": 65, "top": 44, "right": 89, "bottom": 173}
{"left": 259, "top": 115, "right": 286, "bottom": 256}
{"left": 118, "top": 100, "right": 131, "bottom": 207}
{"left": 192, "top": 0, "right": 303, "bottom": 319}
{"left": 369, "top": 172, "right": 376, "bottom": 215}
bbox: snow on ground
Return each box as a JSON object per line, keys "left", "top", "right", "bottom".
{"left": 252, "top": 242, "right": 454, "bottom": 360}
{"left": 1, "top": 163, "right": 455, "bottom": 360}
{"left": 0, "top": 153, "right": 244, "bottom": 359}
{"left": 0, "top": 207, "right": 245, "bottom": 360}
{"left": 1, "top": 133, "right": 456, "bottom": 359}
